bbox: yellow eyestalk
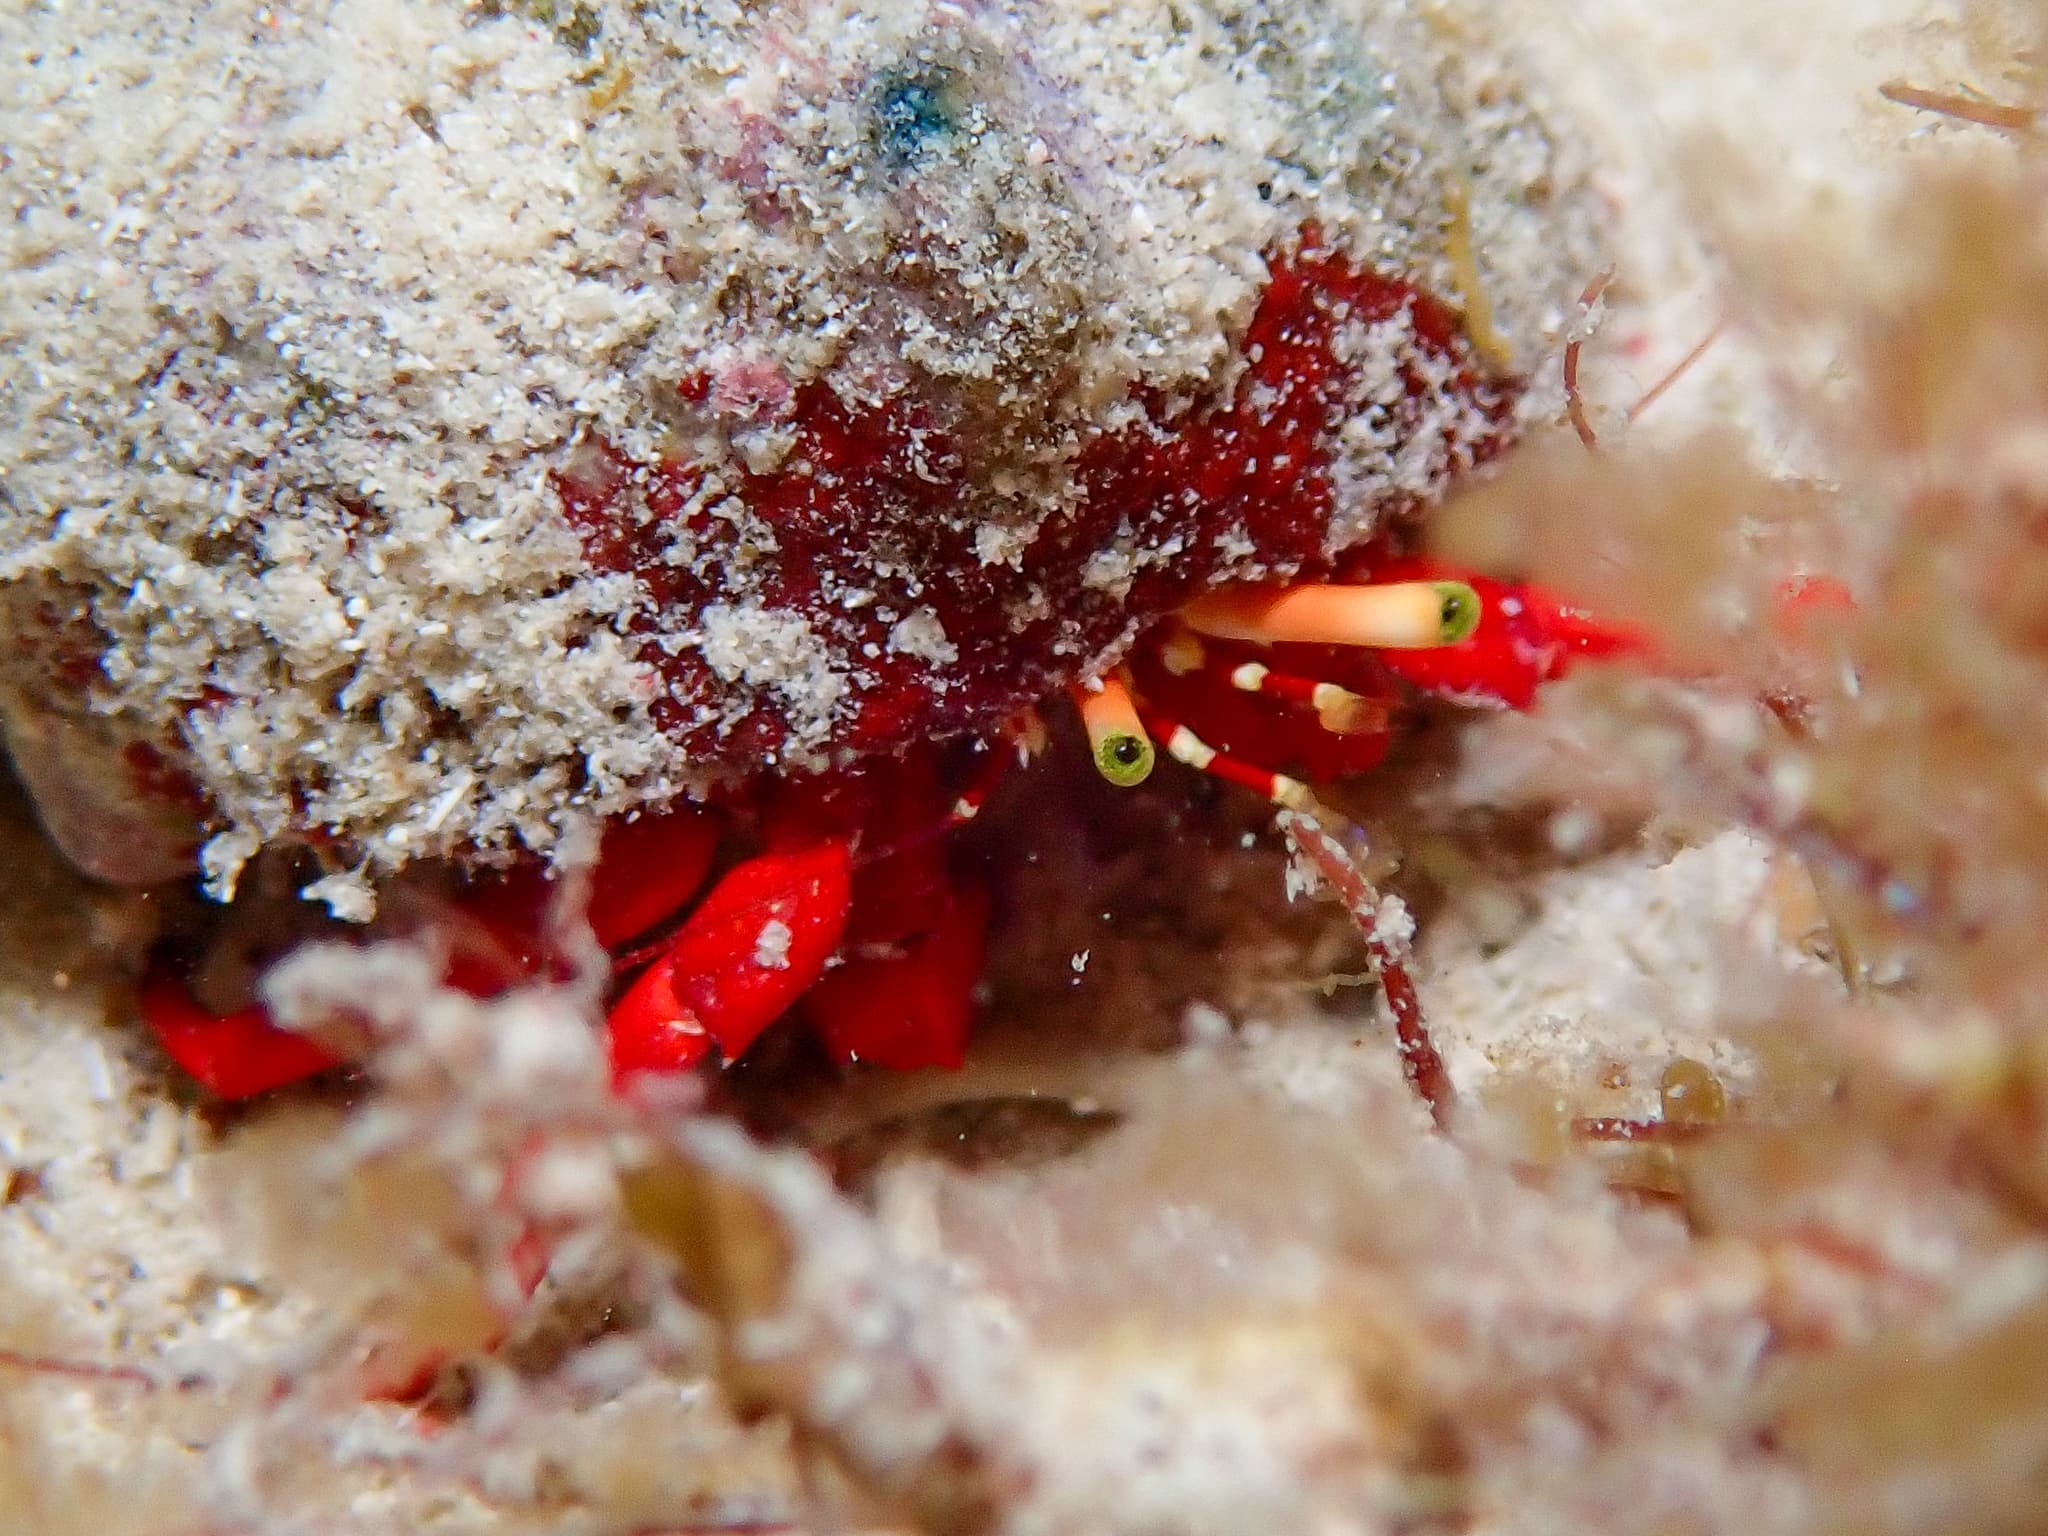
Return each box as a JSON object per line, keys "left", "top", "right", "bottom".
{"left": 1181, "top": 580, "right": 1482, "bottom": 650}
{"left": 1074, "top": 673, "right": 1155, "bottom": 788}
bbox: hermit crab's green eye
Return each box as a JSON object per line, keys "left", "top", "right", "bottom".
{"left": 1432, "top": 581, "right": 1482, "bottom": 646}
{"left": 1095, "top": 728, "right": 1155, "bottom": 788}
{"left": 1076, "top": 673, "right": 1155, "bottom": 788}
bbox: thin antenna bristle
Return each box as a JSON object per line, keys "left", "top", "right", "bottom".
{"left": 1276, "top": 807, "right": 1453, "bottom": 1127}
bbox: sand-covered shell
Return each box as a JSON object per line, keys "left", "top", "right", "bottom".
{"left": 0, "top": 0, "right": 1602, "bottom": 906}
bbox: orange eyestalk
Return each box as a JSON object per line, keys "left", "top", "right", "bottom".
{"left": 1181, "top": 580, "right": 1481, "bottom": 651}
{"left": 1073, "top": 672, "right": 1155, "bottom": 788}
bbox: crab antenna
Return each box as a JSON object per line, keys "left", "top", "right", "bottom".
{"left": 1182, "top": 581, "right": 1481, "bottom": 651}
{"left": 1074, "top": 673, "right": 1155, "bottom": 788}
{"left": 1276, "top": 806, "right": 1453, "bottom": 1128}
{"left": 948, "top": 710, "right": 1048, "bottom": 823}
{"left": 1135, "top": 705, "right": 1318, "bottom": 812}
{"left": 1158, "top": 630, "right": 1388, "bottom": 736}
{"left": 1226, "top": 661, "right": 1390, "bottom": 736}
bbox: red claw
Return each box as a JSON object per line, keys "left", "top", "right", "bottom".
{"left": 806, "top": 881, "right": 990, "bottom": 1071}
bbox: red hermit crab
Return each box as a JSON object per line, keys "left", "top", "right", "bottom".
{"left": 0, "top": 0, "right": 1620, "bottom": 1110}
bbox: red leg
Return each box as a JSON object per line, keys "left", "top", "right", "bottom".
{"left": 138, "top": 974, "right": 343, "bottom": 1099}
{"left": 143, "top": 807, "right": 728, "bottom": 1098}
{"left": 607, "top": 840, "right": 855, "bottom": 1083}
{"left": 461, "top": 804, "right": 724, "bottom": 973}
{"left": 805, "top": 881, "right": 990, "bottom": 1070}
{"left": 584, "top": 806, "right": 724, "bottom": 948}
{"left": 1126, "top": 635, "right": 1401, "bottom": 784}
